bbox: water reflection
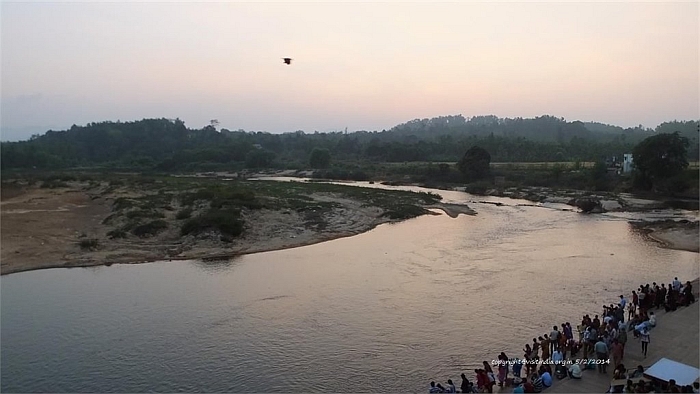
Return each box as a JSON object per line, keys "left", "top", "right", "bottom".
{"left": 190, "top": 255, "right": 243, "bottom": 274}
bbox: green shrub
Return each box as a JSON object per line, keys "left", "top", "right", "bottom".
{"left": 131, "top": 220, "right": 168, "bottom": 237}
{"left": 40, "top": 180, "right": 69, "bottom": 189}
{"left": 180, "top": 209, "right": 244, "bottom": 237}
{"left": 126, "top": 209, "right": 165, "bottom": 219}
{"left": 101, "top": 213, "right": 118, "bottom": 225}
{"left": 176, "top": 208, "right": 193, "bottom": 220}
{"left": 463, "top": 181, "right": 493, "bottom": 195}
{"left": 107, "top": 229, "right": 127, "bottom": 239}
{"left": 380, "top": 204, "right": 430, "bottom": 220}
{"left": 112, "top": 197, "right": 135, "bottom": 211}
{"left": 79, "top": 238, "right": 99, "bottom": 250}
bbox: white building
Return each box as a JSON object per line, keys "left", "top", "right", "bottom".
{"left": 623, "top": 153, "right": 634, "bottom": 173}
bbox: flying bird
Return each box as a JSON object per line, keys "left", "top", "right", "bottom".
{"left": 282, "top": 58, "right": 292, "bottom": 65}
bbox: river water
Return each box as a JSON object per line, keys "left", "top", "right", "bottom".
{"left": 2, "top": 181, "right": 698, "bottom": 392}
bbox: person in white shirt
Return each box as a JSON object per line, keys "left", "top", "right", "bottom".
{"left": 648, "top": 312, "right": 656, "bottom": 327}
{"left": 673, "top": 277, "right": 681, "bottom": 292}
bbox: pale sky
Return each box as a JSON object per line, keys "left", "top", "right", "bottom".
{"left": 1, "top": 1, "right": 698, "bottom": 141}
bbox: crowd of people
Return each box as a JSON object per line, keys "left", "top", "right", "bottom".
{"left": 427, "top": 277, "right": 697, "bottom": 393}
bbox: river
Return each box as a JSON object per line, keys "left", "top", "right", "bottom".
{"left": 2, "top": 181, "right": 698, "bottom": 392}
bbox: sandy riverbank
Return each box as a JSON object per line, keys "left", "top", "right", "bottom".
{"left": 0, "top": 182, "right": 475, "bottom": 275}
{"left": 631, "top": 220, "right": 700, "bottom": 253}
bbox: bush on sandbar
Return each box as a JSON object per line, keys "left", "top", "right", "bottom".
{"left": 131, "top": 220, "right": 168, "bottom": 237}
{"left": 180, "top": 209, "right": 244, "bottom": 237}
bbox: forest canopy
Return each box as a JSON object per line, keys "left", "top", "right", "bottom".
{"left": 1, "top": 116, "right": 698, "bottom": 171}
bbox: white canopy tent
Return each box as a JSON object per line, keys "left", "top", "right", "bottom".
{"left": 643, "top": 358, "right": 700, "bottom": 386}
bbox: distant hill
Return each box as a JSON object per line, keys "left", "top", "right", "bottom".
{"left": 386, "top": 114, "right": 657, "bottom": 144}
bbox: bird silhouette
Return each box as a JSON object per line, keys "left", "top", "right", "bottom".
{"left": 282, "top": 58, "right": 292, "bottom": 65}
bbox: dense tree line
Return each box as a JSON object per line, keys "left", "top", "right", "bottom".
{"left": 1, "top": 116, "right": 697, "bottom": 170}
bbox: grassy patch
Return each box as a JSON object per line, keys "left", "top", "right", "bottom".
{"left": 125, "top": 209, "right": 165, "bottom": 220}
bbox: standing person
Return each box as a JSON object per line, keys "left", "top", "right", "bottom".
{"left": 657, "top": 285, "right": 667, "bottom": 310}
{"left": 594, "top": 336, "right": 609, "bottom": 374}
{"left": 617, "top": 323, "right": 627, "bottom": 359}
{"left": 500, "top": 352, "right": 510, "bottom": 382}
{"left": 550, "top": 326, "right": 560, "bottom": 353}
{"left": 523, "top": 343, "right": 533, "bottom": 359}
{"left": 683, "top": 281, "right": 695, "bottom": 305}
{"left": 497, "top": 354, "right": 507, "bottom": 387}
{"left": 483, "top": 361, "right": 495, "bottom": 393}
{"left": 563, "top": 323, "right": 573, "bottom": 341}
{"left": 460, "top": 373, "right": 472, "bottom": 394}
{"left": 647, "top": 289, "right": 656, "bottom": 312}
{"left": 512, "top": 358, "right": 523, "bottom": 380}
{"left": 640, "top": 328, "right": 650, "bottom": 358}
{"left": 531, "top": 338, "right": 540, "bottom": 363}
{"left": 475, "top": 369, "right": 486, "bottom": 393}
{"left": 673, "top": 277, "right": 681, "bottom": 292}
{"left": 620, "top": 295, "right": 628, "bottom": 310}
{"left": 638, "top": 290, "right": 647, "bottom": 316}
{"left": 610, "top": 339, "right": 624, "bottom": 369}
{"left": 523, "top": 353, "right": 532, "bottom": 378}
{"left": 587, "top": 326, "right": 598, "bottom": 356}
{"left": 540, "top": 336, "right": 550, "bottom": 363}
{"left": 558, "top": 331, "right": 568, "bottom": 359}
{"left": 653, "top": 285, "right": 661, "bottom": 309}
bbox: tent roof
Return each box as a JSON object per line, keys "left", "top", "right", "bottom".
{"left": 644, "top": 358, "right": 700, "bottom": 386}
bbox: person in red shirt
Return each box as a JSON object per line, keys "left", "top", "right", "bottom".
{"left": 475, "top": 369, "right": 487, "bottom": 392}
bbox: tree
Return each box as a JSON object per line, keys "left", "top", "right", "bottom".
{"left": 632, "top": 132, "right": 689, "bottom": 190}
{"left": 309, "top": 148, "right": 331, "bottom": 168}
{"left": 457, "top": 145, "right": 491, "bottom": 182}
{"left": 245, "top": 149, "right": 275, "bottom": 169}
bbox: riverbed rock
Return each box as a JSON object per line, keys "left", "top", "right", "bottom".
{"left": 568, "top": 197, "right": 604, "bottom": 213}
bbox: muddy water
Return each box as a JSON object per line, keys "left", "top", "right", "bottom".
{"left": 2, "top": 183, "right": 698, "bottom": 392}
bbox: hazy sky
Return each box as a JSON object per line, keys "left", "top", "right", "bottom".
{"left": 1, "top": 1, "right": 698, "bottom": 141}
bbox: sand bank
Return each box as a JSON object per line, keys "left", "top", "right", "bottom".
{"left": 1, "top": 182, "right": 474, "bottom": 275}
